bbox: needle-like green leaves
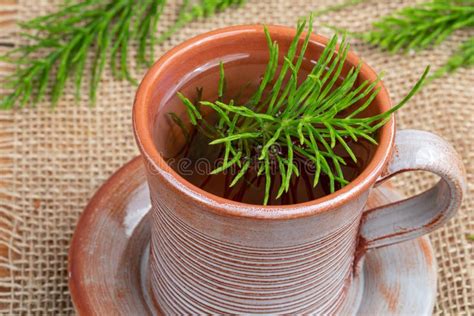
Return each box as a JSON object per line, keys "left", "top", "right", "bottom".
{"left": 430, "top": 36, "right": 474, "bottom": 81}
{"left": 331, "top": 0, "right": 473, "bottom": 80}
{"left": 360, "top": 0, "right": 474, "bottom": 53}
{"left": 1, "top": 0, "right": 245, "bottom": 109}
{"left": 177, "top": 17, "right": 429, "bottom": 205}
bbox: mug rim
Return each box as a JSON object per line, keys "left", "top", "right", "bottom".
{"left": 133, "top": 24, "right": 395, "bottom": 219}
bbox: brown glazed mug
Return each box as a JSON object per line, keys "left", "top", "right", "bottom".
{"left": 133, "top": 25, "right": 466, "bottom": 314}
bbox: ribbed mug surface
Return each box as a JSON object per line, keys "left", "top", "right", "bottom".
{"left": 147, "top": 173, "right": 367, "bottom": 314}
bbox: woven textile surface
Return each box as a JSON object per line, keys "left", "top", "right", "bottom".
{"left": 0, "top": 0, "right": 472, "bottom": 314}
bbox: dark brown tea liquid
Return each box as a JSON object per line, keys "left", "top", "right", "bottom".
{"left": 167, "top": 131, "right": 374, "bottom": 205}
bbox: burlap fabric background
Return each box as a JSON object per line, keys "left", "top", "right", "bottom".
{"left": 0, "top": 0, "right": 472, "bottom": 314}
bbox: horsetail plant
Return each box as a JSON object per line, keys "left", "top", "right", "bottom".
{"left": 0, "top": 0, "right": 245, "bottom": 109}
{"left": 178, "top": 17, "right": 430, "bottom": 205}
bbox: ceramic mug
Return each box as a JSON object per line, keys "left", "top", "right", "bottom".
{"left": 133, "top": 25, "right": 466, "bottom": 314}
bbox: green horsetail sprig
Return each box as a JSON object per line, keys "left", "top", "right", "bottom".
{"left": 178, "top": 17, "right": 429, "bottom": 205}
{"left": 330, "top": 0, "right": 474, "bottom": 79}
{"left": 0, "top": 0, "right": 245, "bottom": 109}
{"left": 360, "top": 0, "right": 474, "bottom": 53}
{"left": 431, "top": 36, "right": 474, "bottom": 80}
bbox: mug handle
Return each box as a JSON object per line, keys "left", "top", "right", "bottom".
{"left": 359, "top": 129, "right": 466, "bottom": 250}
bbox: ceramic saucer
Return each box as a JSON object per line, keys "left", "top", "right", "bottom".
{"left": 68, "top": 157, "right": 437, "bottom": 315}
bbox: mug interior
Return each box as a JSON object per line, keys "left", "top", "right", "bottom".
{"left": 133, "top": 25, "right": 395, "bottom": 215}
